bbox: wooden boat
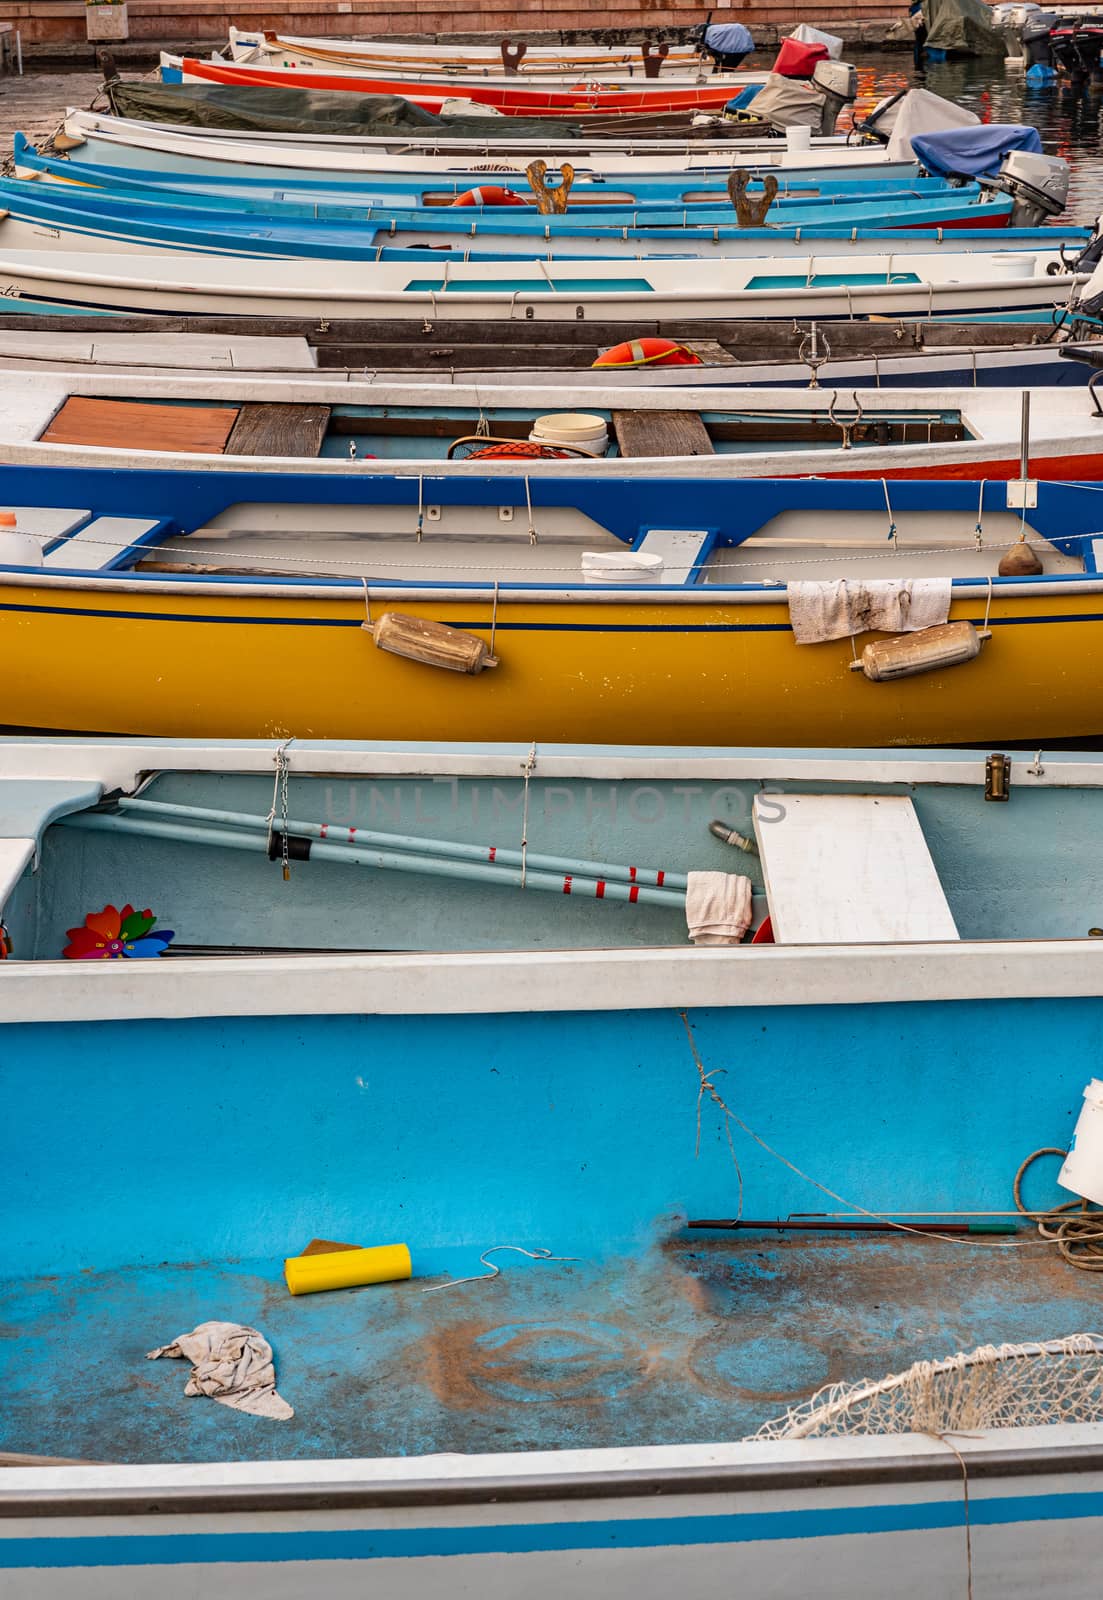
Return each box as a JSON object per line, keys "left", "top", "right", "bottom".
{"left": 0, "top": 314, "right": 1092, "bottom": 389}
{"left": 1, "top": 467, "right": 1103, "bottom": 744}
{"left": 4, "top": 735, "right": 1103, "bottom": 1596}
{"left": 160, "top": 53, "right": 761, "bottom": 118}
{"left": 0, "top": 245, "right": 1079, "bottom": 322}
{"left": 5, "top": 373, "right": 1103, "bottom": 483}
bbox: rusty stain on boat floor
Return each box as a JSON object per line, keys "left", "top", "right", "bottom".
{"left": 1, "top": 1236, "right": 1096, "bottom": 1463}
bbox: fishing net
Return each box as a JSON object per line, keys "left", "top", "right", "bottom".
{"left": 752, "top": 1334, "right": 1103, "bottom": 1439}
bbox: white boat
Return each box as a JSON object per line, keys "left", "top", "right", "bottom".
{"left": 227, "top": 31, "right": 768, "bottom": 87}
{"left": 0, "top": 244, "right": 1078, "bottom": 322}
{"left": 4, "top": 370, "right": 1102, "bottom": 483}
{"left": 226, "top": 23, "right": 721, "bottom": 71}
{"left": 59, "top": 109, "right": 918, "bottom": 180}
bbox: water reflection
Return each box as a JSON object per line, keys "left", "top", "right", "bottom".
{"left": 844, "top": 49, "right": 1103, "bottom": 221}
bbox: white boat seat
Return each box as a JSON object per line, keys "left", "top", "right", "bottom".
{"left": 752, "top": 792, "right": 959, "bottom": 944}
{"left": 41, "top": 516, "right": 165, "bottom": 572}
{"left": 635, "top": 528, "right": 713, "bottom": 584}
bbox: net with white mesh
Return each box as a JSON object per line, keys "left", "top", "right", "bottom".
{"left": 751, "top": 1333, "right": 1103, "bottom": 1440}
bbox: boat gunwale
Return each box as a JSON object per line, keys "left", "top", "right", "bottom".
{"left": 6, "top": 1429, "right": 1103, "bottom": 1515}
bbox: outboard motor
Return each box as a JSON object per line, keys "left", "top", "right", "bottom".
{"left": 855, "top": 88, "right": 907, "bottom": 144}
{"left": 690, "top": 21, "right": 755, "bottom": 70}
{"left": 811, "top": 58, "right": 858, "bottom": 135}
{"left": 1021, "top": 10, "right": 1057, "bottom": 65}
{"left": 986, "top": 150, "right": 1070, "bottom": 224}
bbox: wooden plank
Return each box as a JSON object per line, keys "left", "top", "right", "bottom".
{"left": 753, "top": 793, "right": 959, "bottom": 946}
{"left": 612, "top": 408, "right": 714, "bottom": 458}
{"left": 224, "top": 403, "right": 332, "bottom": 459}
{"left": 684, "top": 338, "right": 738, "bottom": 365}
{"left": 40, "top": 396, "right": 238, "bottom": 455}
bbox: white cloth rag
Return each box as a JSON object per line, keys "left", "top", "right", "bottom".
{"left": 787, "top": 578, "right": 951, "bottom": 644}
{"left": 686, "top": 871, "right": 753, "bottom": 946}
{"left": 147, "top": 1321, "right": 294, "bottom": 1421}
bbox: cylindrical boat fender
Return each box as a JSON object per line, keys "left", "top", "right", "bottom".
{"left": 849, "top": 620, "right": 984, "bottom": 683}
{"left": 364, "top": 612, "right": 498, "bottom": 674}
{"left": 450, "top": 185, "right": 527, "bottom": 207}
{"left": 591, "top": 337, "right": 705, "bottom": 370}
{"left": 1059, "top": 1080, "right": 1103, "bottom": 1205}
{"left": 285, "top": 1243, "right": 413, "bottom": 1296}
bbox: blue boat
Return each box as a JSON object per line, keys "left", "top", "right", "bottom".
{"left": 0, "top": 171, "right": 1076, "bottom": 264}
{"left": 2, "top": 736, "right": 1103, "bottom": 1594}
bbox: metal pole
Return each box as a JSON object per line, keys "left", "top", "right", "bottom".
{"left": 1020, "top": 389, "right": 1031, "bottom": 479}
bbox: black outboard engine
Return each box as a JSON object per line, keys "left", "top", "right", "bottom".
{"left": 690, "top": 20, "right": 755, "bottom": 69}
{"left": 1021, "top": 9, "right": 1057, "bottom": 65}
{"left": 1049, "top": 15, "right": 1103, "bottom": 79}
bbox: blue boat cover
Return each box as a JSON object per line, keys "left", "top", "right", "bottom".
{"left": 912, "top": 123, "right": 1043, "bottom": 178}
{"left": 704, "top": 23, "right": 755, "bottom": 51}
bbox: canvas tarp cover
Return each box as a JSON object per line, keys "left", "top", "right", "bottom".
{"left": 912, "top": 122, "right": 1043, "bottom": 177}
{"left": 742, "top": 73, "right": 823, "bottom": 131}
{"left": 104, "top": 77, "right": 584, "bottom": 139}
{"left": 923, "top": 0, "right": 1009, "bottom": 54}
{"left": 884, "top": 88, "right": 981, "bottom": 160}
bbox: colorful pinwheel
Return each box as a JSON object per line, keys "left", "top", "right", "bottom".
{"left": 63, "top": 904, "right": 175, "bottom": 961}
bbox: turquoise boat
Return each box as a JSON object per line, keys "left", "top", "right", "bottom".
{"left": 2, "top": 738, "right": 1103, "bottom": 1595}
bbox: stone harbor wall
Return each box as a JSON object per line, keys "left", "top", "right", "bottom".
{"left": 0, "top": 0, "right": 907, "bottom": 60}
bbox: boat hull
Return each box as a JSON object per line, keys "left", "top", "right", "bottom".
{"left": 3, "top": 581, "right": 1103, "bottom": 744}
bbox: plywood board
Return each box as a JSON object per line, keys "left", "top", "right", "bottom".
{"left": 40, "top": 396, "right": 239, "bottom": 455}
{"left": 612, "top": 408, "right": 715, "bottom": 458}
{"left": 753, "top": 792, "right": 959, "bottom": 945}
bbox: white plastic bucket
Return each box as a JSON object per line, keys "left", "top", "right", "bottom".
{"left": 1058, "top": 1078, "right": 1103, "bottom": 1205}
{"left": 529, "top": 411, "right": 610, "bottom": 455}
{"left": 785, "top": 124, "right": 812, "bottom": 154}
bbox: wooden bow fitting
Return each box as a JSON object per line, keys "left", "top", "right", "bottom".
{"left": 727, "top": 169, "right": 778, "bottom": 228}
{"left": 526, "top": 159, "right": 576, "bottom": 215}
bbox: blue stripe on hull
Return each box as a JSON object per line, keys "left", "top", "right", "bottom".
{"left": 5, "top": 1491, "right": 1103, "bottom": 1567}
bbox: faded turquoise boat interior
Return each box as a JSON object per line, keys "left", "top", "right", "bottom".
{"left": 2, "top": 754, "right": 1102, "bottom": 1465}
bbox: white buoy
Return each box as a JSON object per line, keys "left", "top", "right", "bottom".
{"left": 1058, "top": 1079, "right": 1103, "bottom": 1206}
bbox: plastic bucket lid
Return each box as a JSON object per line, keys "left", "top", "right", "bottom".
{"left": 531, "top": 411, "right": 609, "bottom": 443}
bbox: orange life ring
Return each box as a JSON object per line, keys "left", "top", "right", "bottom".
{"left": 591, "top": 337, "right": 705, "bottom": 370}
{"left": 450, "top": 186, "right": 527, "bottom": 207}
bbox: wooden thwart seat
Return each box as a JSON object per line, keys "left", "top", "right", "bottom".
{"left": 40, "top": 396, "right": 239, "bottom": 455}
{"left": 612, "top": 408, "right": 715, "bottom": 458}
{"left": 752, "top": 793, "right": 959, "bottom": 945}
{"left": 224, "top": 403, "right": 332, "bottom": 458}
{"left": 41, "top": 516, "right": 165, "bottom": 572}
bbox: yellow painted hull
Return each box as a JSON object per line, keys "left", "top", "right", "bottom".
{"left": 3, "top": 582, "right": 1101, "bottom": 745}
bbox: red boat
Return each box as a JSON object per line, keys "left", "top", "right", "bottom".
{"left": 172, "top": 55, "right": 756, "bottom": 116}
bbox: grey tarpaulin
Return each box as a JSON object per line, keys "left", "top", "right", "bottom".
{"left": 103, "top": 77, "right": 586, "bottom": 140}
{"left": 923, "top": 0, "right": 1008, "bottom": 56}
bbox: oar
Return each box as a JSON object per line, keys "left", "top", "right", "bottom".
{"left": 61, "top": 812, "right": 687, "bottom": 909}
{"left": 115, "top": 796, "right": 687, "bottom": 891}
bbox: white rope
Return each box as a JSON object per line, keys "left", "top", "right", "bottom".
{"left": 520, "top": 739, "right": 536, "bottom": 889}
{"left": 882, "top": 477, "right": 898, "bottom": 548}
{"left": 524, "top": 473, "right": 536, "bottom": 544}
{"left": 415, "top": 474, "right": 424, "bottom": 543}
{"left": 421, "top": 1244, "right": 579, "bottom": 1294}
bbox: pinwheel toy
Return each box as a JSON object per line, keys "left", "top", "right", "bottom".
{"left": 63, "top": 904, "right": 175, "bottom": 960}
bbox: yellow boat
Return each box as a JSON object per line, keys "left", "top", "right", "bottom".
{"left": 1, "top": 467, "right": 1100, "bottom": 745}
